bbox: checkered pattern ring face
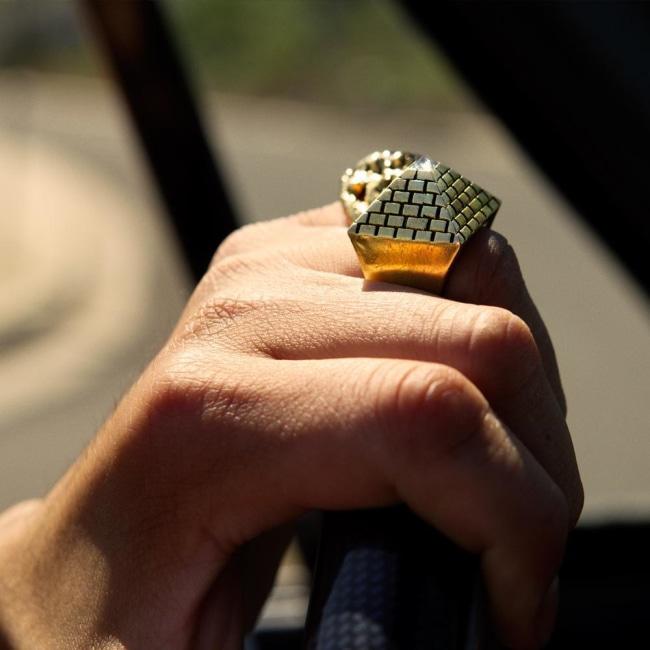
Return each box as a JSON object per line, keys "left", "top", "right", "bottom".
{"left": 347, "top": 156, "right": 500, "bottom": 245}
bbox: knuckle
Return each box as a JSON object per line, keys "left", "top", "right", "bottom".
{"left": 176, "top": 293, "right": 307, "bottom": 356}
{"left": 373, "top": 363, "right": 486, "bottom": 467}
{"left": 212, "top": 223, "right": 261, "bottom": 263}
{"left": 208, "top": 239, "right": 293, "bottom": 288}
{"left": 150, "top": 350, "right": 253, "bottom": 428}
{"left": 468, "top": 306, "right": 541, "bottom": 395}
{"left": 209, "top": 248, "right": 262, "bottom": 281}
{"left": 477, "top": 233, "right": 525, "bottom": 304}
{"left": 178, "top": 296, "right": 264, "bottom": 348}
{"left": 212, "top": 218, "right": 295, "bottom": 265}
{"left": 212, "top": 228, "right": 247, "bottom": 262}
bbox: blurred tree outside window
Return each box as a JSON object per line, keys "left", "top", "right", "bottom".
{"left": 0, "top": 0, "right": 469, "bottom": 110}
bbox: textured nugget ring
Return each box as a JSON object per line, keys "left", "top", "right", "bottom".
{"left": 341, "top": 150, "right": 501, "bottom": 294}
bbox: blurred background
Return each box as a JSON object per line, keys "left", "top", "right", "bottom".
{"left": 0, "top": 0, "right": 648, "bottom": 639}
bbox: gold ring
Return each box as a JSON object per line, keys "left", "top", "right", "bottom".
{"left": 341, "top": 150, "right": 501, "bottom": 293}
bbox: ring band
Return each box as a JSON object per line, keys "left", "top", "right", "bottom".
{"left": 341, "top": 150, "right": 501, "bottom": 293}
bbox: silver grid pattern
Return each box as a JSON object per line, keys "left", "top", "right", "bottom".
{"left": 348, "top": 157, "right": 500, "bottom": 244}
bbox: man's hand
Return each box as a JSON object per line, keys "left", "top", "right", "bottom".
{"left": 0, "top": 204, "right": 582, "bottom": 649}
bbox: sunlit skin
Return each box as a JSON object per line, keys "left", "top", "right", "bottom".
{"left": 0, "top": 204, "right": 582, "bottom": 650}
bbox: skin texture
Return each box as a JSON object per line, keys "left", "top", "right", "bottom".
{"left": 0, "top": 203, "right": 583, "bottom": 649}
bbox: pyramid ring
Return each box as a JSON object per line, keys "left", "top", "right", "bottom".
{"left": 341, "top": 150, "right": 501, "bottom": 294}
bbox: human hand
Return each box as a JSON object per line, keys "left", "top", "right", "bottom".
{"left": 0, "top": 203, "right": 582, "bottom": 649}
